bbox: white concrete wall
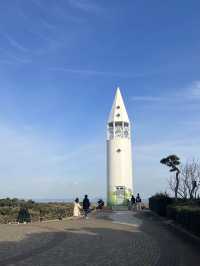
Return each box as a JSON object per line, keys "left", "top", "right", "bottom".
{"left": 107, "top": 138, "right": 133, "bottom": 205}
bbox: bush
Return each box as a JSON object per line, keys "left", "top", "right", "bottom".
{"left": 195, "top": 199, "right": 200, "bottom": 206}
{"left": 0, "top": 198, "right": 73, "bottom": 224}
{"left": 149, "top": 194, "right": 200, "bottom": 237}
{"left": 167, "top": 205, "right": 200, "bottom": 237}
{"left": 149, "top": 193, "right": 174, "bottom": 217}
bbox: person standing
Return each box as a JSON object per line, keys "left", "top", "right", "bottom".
{"left": 136, "top": 193, "right": 142, "bottom": 211}
{"left": 83, "top": 195, "right": 90, "bottom": 219}
{"left": 131, "top": 195, "right": 136, "bottom": 210}
{"left": 73, "top": 198, "right": 82, "bottom": 217}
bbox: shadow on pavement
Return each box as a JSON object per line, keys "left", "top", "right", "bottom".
{"left": 133, "top": 210, "right": 200, "bottom": 266}
{"left": 0, "top": 222, "right": 158, "bottom": 266}
{"left": 0, "top": 212, "right": 200, "bottom": 266}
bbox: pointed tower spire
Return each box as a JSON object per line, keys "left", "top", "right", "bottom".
{"left": 107, "top": 87, "right": 133, "bottom": 207}
{"left": 108, "top": 87, "right": 130, "bottom": 123}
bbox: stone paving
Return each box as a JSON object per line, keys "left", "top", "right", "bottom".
{"left": 0, "top": 210, "right": 199, "bottom": 266}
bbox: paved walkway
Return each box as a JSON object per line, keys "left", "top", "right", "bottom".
{"left": 0, "top": 210, "right": 199, "bottom": 266}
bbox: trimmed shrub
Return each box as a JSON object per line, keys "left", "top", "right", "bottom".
{"left": 167, "top": 205, "right": 178, "bottom": 220}
{"left": 167, "top": 205, "right": 200, "bottom": 237}
{"left": 149, "top": 193, "right": 174, "bottom": 217}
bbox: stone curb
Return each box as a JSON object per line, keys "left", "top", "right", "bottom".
{"left": 7, "top": 216, "right": 73, "bottom": 225}
{"left": 150, "top": 211, "right": 200, "bottom": 246}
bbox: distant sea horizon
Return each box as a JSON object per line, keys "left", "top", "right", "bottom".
{"left": 1, "top": 197, "right": 149, "bottom": 204}
{"left": 33, "top": 197, "right": 106, "bottom": 203}
{"left": 33, "top": 198, "right": 149, "bottom": 204}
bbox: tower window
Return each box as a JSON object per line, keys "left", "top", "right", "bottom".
{"left": 108, "top": 122, "right": 113, "bottom": 127}
{"left": 124, "top": 122, "right": 129, "bottom": 127}
{"left": 116, "top": 149, "right": 121, "bottom": 153}
{"left": 116, "top": 105, "right": 120, "bottom": 109}
{"left": 115, "top": 122, "right": 122, "bottom": 126}
{"left": 116, "top": 113, "right": 120, "bottom": 117}
{"left": 115, "top": 122, "right": 123, "bottom": 138}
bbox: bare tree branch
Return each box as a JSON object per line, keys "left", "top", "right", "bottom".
{"left": 180, "top": 159, "right": 200, "bottom": 199}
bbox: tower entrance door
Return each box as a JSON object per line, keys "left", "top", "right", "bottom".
{"left": 115, "top": 186, "right": 125, "bottom": 205}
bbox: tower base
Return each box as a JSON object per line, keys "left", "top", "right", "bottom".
{"left": 111, "top": 205, "right": 129, "bottom": 211}
{"left": 107, "top": 186, "right": 132, "bottom": 207}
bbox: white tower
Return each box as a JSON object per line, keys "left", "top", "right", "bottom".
{"left": 107, "top": 88, "right": 133, "bottom": 206}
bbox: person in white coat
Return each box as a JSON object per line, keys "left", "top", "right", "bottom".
{"left": 73, "top": 198, "right": 82, "bottom": 217}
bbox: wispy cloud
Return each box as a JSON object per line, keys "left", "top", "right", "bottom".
{"left": 5, "top": 34, "right": 29, "bottom": 53}
{"left": 48, "top": 67, "right": 150, "bottom": 78}
{"left": 51, "top": 142, "right": 102, "bottom": 163}
{"left": 131, "top": 96, "right": 163, "bottom": 102}
{"left": 48, "top": 67, "right": 121, "bottom": 76}
{"left": 29, "top": 0, "right": 44, "bottom": 9}
{"left": 13, "top": 2, "right": 82, "bottom": 58}
{"left": 0, "top": 50, "right": 31, "bottom": 65}
{"left": 0, "top": 33, "right": 31, "bottom": 64}
{"left": 187, "top": 80, "right": 200, "bottom": 99}
{"left": 40, "top": 18, "right": 57, "bottom": 30}
{"left": 67, "top": 0, "right": 102, "bottom": 13}
{"left": 135, "top": 138, "right": 200, "bottom": 161}
{"left": 17, "top": 3, "right": 57, "bottom": 31}
{"left": 131, "top": 80, "right": 200, "bottom": 103}
{"left": 0, "top": 122, "right": 103, "bottom": 198}
{"left": 133, "top": 137, "right": 200, "bottom": 197}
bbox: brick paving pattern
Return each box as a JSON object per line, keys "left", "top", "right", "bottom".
{"left": 0, "top": 210, "right": 199, "bottom": 266}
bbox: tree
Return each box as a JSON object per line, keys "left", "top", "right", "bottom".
{"left": 180, "top": 159, "right": 200, "bottom": 199}
{"left": 160, "top": 155, "right": 181, "bottom": 200}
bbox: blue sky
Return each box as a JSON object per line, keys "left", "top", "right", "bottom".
{"left": 0, "top": 0, "right": 200, "bottom": 200}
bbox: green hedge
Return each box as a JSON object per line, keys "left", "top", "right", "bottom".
{"left": 149, "top": 194, "right": 200, "bottom": 236}
{"left": 149, "top": 193, "right": 173, "bottom": 217}
{"left": 167, "top": 205, "right": 200, "bottom": 237}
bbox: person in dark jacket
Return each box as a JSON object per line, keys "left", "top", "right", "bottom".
{"left": 136, "top": 193, "right": 142, "bottom": 211}
{"left": 83, "top": 195, "right": 90, "bottom": 218}
{"left": 131, "top": 195, "right": 136, "bottom": 210}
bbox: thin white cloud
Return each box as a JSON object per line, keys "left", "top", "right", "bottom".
{"left": 0, "top": 33, "right": 31, "bottom": 64}
{"left": 135, "top": 138, "right": 200, "bottom": 163}
{"left": 0, "top": 123, "right": 104, "bottom": 198}
{"left": 67, "top": 0, "right": 102, "bottom": 13}
{"left": 29, "top": 0, "right": 44, "bottom": 9}
{"left": 5, "top": 3, "right": 76, "bottom": 59}
{"left": 30, "top": 0, "right": 102, "bottom": 14}
{"left": 40, "top": 19, "right": 57, "bottom": 30}
{"left": 131, "top": 80, "right": 200, "bottom": 103}
{"left": 131, "top": 96, "right": 163, "bottom": 102}
{"left": 51, "top": 142, "right": 102, "bottom": 163}
{"left": 5, "top": 34, "right": 29, "bottom": 53}
{"left": 0, "top": 51, "right": 31, "bottom": 65}
{"left": 49, "top": 67, "right": 119, "bottom": 76}
{"left": 48, "top": 67, "right": 148, "bottom": 78}
{"left": 134, "top": 138, "right": 200, "bottom": 197}
{"left": 187, "top": 80, "right": 200, "bottom": 99}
